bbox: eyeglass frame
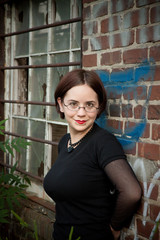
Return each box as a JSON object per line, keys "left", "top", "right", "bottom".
{"left": 63, "top": 102, "right": 99, "bottom": 113}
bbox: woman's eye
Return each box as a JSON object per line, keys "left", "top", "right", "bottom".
{"left": 70, "top": 102, "right": 78, "bottom": 107}
{"left": 86, "top": 103, "right": 94, "bottom": 108}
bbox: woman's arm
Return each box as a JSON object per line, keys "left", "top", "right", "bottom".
{"left": 104, "top": 159, "right": 142, "bottom": 231}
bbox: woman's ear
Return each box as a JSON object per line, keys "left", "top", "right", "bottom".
{"left": 57, "top": 97, "right": 64, "bottom": 113}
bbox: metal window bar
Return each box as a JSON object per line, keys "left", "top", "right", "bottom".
{"left": 0, "top": 100, "right": 56, "bottom": 105}
{"left": 3, "top": 130, "right": 58, "bottom": 146}
{"left": 0, "top": 61, "right": 81, "bottom": 70}
{"left": 0, "top": 17, "right": 82, "bottom": 38}
{"left": 0, "top": 161, "right": 44, "bottom": 182}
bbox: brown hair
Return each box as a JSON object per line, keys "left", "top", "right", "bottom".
{"left": 54, "top": 69, "right": 107, "bottom": 119}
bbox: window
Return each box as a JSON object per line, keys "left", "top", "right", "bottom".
{"left": 1, "top": 0, "right": 82, "bottom": 199}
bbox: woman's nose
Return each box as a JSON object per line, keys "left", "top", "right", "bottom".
{"left": 77, "top": 107, "right": 86, "bottom": 115}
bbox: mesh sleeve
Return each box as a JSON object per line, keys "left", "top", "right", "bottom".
{"left": 104, "top": 159, "right": 142, "bottom": 231}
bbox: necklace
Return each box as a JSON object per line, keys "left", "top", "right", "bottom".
{"left": 67, "top": 126, "right": 94, "bottom": 153}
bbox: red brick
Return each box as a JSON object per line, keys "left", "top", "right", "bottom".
{"left": 154, "top": 65, "right": 160, "bottom": 81}
{"left": 82, "top": 54, "right": 97, "bottom": 67}
{"left": 110, "top": 30, "right": 134, "bottom": 48}
{"left": 150, "top": 45, "right": 160, "bottom": 61}
{"left": 101, "top": 15, "right": 121, "bottom": 33}
{"left": 148, "top": 105, "right": 160, "bottom": 120}
{"left": 141, "top": 123, "right": 150, "bottom": 138}
{"left": 150, "top": 85, "right": 160, "bottom": 100}
{"left": 124, "top": 8, "right": 149, "bottom": 29}
{"left": 137, "top": 25, "right": 160, "bottom": 44}
{"left": 122, "top": 104, "right": 133, "bottom": 118}
{"left": 123, "top": 48, "right": 147, "bottom": 64}
{"left": 125, "top": 235, "right": 134, "bottom": 240}
{"left": 107, "top": 119, "right": 123, "bottom": 133}
{"left": 83, "top": 6, "right": 91, "bottom": 20}
{"left": 136, "top": 86, "right": 147, "bottom": 100}
{"left": 150, "top": 204, "right": 160, "bottom": 220}
{"left": 111, "top": 0, "right": 134, "bottom": 13}
{"left": 101, "top": 51, "right": 121, "bottom": 66}
{"left": 109, "top": 104, "right": 120, "bottom": 117}
{"left": 137, "top": 218, "right": 159, "bottom": 240}
{"left": 93, "top": 1, "right": 108, "bottom": 18}
{"left": 138, "top": 142, "right": 160, "bottom": 161}
{"left": 106, "top": 86, "right": 122, "bottom": 100}
{"left": 134, "top": 105, "right": 146, "bottom": 119}
{"left": 151, "top": 6, "right": 160, "bottom": 23}
{"left": 152, "top": 124, "right": 160, "bottom": 140}
{"left": 148, "top": 184, "right": 159, "bottom": 201}
{"left": 82, "top": 39, "right": 88, "bottom": 52}
{"left": 90, "top": 36, "right": 109, "bottom": 51}
{"left": 83, "top": 21, "right": 98, "bottom": 36}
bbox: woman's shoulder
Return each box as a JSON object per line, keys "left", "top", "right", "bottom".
{"left": 93, "top": 123, "right": 117, "bottom": 141}
{"left": 92, "top": 123, "right": 124, "bottom": 151}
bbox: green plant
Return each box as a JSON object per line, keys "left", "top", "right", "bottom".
{"left": 69, "top": 226, "right": 81, "bottom": 240}
{"left": 0, "top": 119, "right": 30, "bottom": 157}
{"left": 0, "top": 119, "right": 37, "bottom": 239}
{"left": 0, "top": 161, "right": 31, "bottom": 223}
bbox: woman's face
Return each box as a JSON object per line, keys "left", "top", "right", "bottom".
{"left": 57, "top": 84, "right": 99, "bottom": 135}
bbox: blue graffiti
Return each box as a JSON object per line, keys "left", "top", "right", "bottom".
{"left": 96, "top": 59, "right": 155, "bottom": 150}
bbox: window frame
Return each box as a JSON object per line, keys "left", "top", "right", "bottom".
{"left": 0, "top": 0, "right": 82, "bottom": 195}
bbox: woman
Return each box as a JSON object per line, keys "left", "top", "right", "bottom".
{"left": 44, "top": 69, "right": 142, "bottom": 240}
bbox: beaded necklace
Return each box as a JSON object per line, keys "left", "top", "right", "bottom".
{"left": 67, "top": 126, "right": 94, "bottom": 153}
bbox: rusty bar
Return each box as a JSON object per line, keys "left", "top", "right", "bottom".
{"left": 0, "top": 17, "right": 82, "bottom": 38}
{"left": 0, "top": 161, "right": 44, "bottom": 182}
{"left": 0, "top": 99, "right": 56, "bottom": 106}
{"left": 0, "top": 61, "right": 81, "bottom": 70}
{"left": 0, "top": 2, "right": 5, "bottom": 165}
{"left": 4, "top": 131, "right": 58, "bottom": 146}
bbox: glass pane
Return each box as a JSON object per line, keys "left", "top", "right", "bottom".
{"left": 29, "top": 56, "right": 47, "bottom": 118}
{"left": 73, "top": 51, "right": 81, "bottom": 62}
{"left": 71, "top": 0, "right": 81, "bottom": 18}
{"left": 31, "top": 30, "right": 48, "bottom": 53}
{"left": 13, "top": 118, "right": 28, "bottom": 171}
{"left": 31, "top": 0, "right": 48, "bottom": 53}
{"left": 48, "top": 53, "right": 69, "bottom": 121}
{"left": 29, "top": 121, "right": 45, "bottom": 176}
{"left": 54, "top": 0, "right": 70, "bottom": 21}
{"left": 71, "top": 22, "right": 81, "bottom": 48}
{"left": 51, "top": 25, "right": 70, "bottom": 51}
{"left": 32, "top": 0, "right": 48, "bottom": 27}
{"left": 15, "top": 1, "right": 29, "bottom": 56}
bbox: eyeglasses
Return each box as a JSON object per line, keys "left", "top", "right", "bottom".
{"left": 63, "top": 102, "right": 99, "bottom": 113}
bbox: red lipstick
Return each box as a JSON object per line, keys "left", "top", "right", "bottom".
{"left": 75, "top": 120, "right": 86, "bottom": 124}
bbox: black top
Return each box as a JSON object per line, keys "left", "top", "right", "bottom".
{"left": 44, "top": 123, "right": 142, "bottom": 233}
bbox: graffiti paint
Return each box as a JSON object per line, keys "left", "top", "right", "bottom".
{"left": 96, "top": 59, "right": 155, "bottom": 151}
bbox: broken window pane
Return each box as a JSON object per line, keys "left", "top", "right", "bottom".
{"left": 30, "top": 56, "right": 47, "bottom": 119}
{"left": 15, "top": 1, "right": 29, "bottom": 56}
{"left": 13, "top": 118, "right": 28, "bottom": 171}
{"left": 13, "top": 58, "right": 28, "bottom": 116}
{"left": 31, "top": 0, "right": 48, "bottom": 53}
{"left": 29, "top": 121, "right": 45, "bottom": 177}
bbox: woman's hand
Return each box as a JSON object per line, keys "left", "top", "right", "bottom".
{"left": 110, "top": 225, "right": 121, "bottom": 240}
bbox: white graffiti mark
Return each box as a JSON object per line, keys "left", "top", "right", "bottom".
{"left": 131, "top": 159, "right": 160, "bottom": 239}
{"left": 149, "top": 212, "right": 160, "bottom": 240}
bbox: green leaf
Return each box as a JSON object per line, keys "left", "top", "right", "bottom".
{"left": 0, "top": 142, "right": 6, "bottom": 152}
{"left": 11, "top": 210, "right": 28, "bottom": 228}
{"left": 5, "top": 143, "right": 14, "bottom": 156}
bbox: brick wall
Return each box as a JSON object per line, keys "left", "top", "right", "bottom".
{"left": 83, "top": 0, "right": 160, "bottom": 239}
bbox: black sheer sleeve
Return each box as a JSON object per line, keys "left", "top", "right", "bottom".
{"left": 104, "top": 159, "right": 142, "bottom": 231}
